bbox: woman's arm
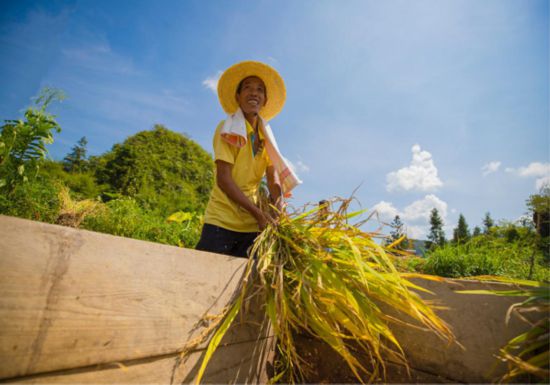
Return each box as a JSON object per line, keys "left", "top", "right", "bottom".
{"left": 266, "top": 166, "right": 283, "bottom": 212}
{"left": 216, "top": 160, "right": 271, "bottom": 230}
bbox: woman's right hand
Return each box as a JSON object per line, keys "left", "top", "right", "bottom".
{"left": 255, "top": 210, "right": 274, "bottom": 231}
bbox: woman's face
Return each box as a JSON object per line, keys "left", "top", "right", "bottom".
{"left": 236, "top": 76, "right": 267, "bottom": 116}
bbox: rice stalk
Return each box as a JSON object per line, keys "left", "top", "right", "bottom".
{"left": 188, "top": 197, "right": 455, "bottom": 384}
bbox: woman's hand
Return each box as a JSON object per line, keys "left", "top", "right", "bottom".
{"left": 254, "top": 209, "right": 275, "bottom": 230}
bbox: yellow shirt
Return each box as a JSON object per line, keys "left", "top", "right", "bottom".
{"left": 203, "top": 120, "right": 271, "bottom": 232}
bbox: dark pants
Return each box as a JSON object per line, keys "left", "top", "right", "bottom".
{"left": 195, "top": 223, "right": 259, "bottom": 258}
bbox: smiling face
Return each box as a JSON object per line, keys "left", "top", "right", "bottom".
{"left": 236, "top": 76, "right": 267, "bottom": 117}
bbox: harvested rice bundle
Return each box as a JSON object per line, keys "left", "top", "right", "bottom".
{"left": 189, "top": 198, "right": 455, "bottom": 384}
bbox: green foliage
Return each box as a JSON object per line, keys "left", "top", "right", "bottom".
{"left": 483, "top": 212, "right": 494, "bottom": 234}
{"left": 81, "top": 198, "right": 202, "bottom": 248}
{"left": 472, "top": 226, "right": 481, "bottom": 237}
{"left": 527, "top": 186, "right": 550, "bottom": 261}
{"left": 452, "top": 213, "right": 470, "bottom": 244}
{"left": 422, "top": 227, "right": 549, "bottom": 282}
{"left": 427, "top": 208, "right": 446, "bottom": 248}
{"left": 387, "top": 215, "right": 409, "bottom": 250}
{"left": 0, "top": 175, "right": 61, "bottom": 223}
{"left": 94, "top": 124, "right": 214, "bottom": 216}
{"left": 0, "top": 88, "right": 64, "bottom": 195}
{"left": 0, "top": 90, "right": 209, "bottom": 250}
{"left": 39, "top": 160, "right": 106, "bottom": 199}
{"left": 63, "top": 136, "right": 89, "bottom": 173}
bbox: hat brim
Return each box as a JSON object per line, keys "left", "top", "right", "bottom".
{"left": 217, "top": 61, "right": 286, "bottom": 121}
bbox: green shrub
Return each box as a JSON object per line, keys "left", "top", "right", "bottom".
{"left": 0, "top": 88, "right": 63, "bottom": 196}
{"left": 81, "top": 198, "right": 202, "bottom": 248}
{"left": 422, "top": 235, "right": 550, "bottom": 282}
{"left": 93, "top": 125, "right": 214, "bottom": 216}
{"left": 0, "top": 176, "right": 61, "bottom": 223}
{"left": 40, "top": 160, "right": 106, "bottom": 199}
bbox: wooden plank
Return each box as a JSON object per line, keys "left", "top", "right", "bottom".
{"left": 390, "top": 278, "right": 534, "bottom": 383}
{"left": 11, "top": 336, "right": 276, "bottom": 384}
{"left": 0, "top": 215, "right": 261, "bottom": 379}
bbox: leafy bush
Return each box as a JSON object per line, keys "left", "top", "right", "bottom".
{"left": 81, "top": 198, "right": 202, "bottom": 248}
{"left": 93, "top": 125, "right": 214, "bottom": 216}
{"left": 0, "top": 88, "right": 63, "bottom": 196}
{"left": 422, "top": 234, "right": 549, "bottom": 282}
{"left": 40, "top": 160, "right": 106, "bottom": 199}
{"left": 0, "top": 176, "right": 61, "bottom": 223}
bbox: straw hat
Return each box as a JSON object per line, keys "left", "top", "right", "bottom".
{"left": 217, "top": 61, "right": 286, "bottom": 121}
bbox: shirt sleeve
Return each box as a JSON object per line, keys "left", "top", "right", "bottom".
{"left": 213, "top": 121, "right": 238, "bottom": 165}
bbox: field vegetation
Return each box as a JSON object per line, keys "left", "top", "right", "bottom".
{"left": 0, "top": 89, "right": 213, "bottom": 248}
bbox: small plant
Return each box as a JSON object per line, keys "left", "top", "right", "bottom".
{"left": 81, "top": 198, "right": 203, "bottom": 247}
{"left": 0, "top": 87, "right": 64, "bottom": 195}
{"left": 55, "top": 186, "right": 102, "bottom": 228}
{"left": 186, "top": 198, "right": 455, "bottom": 384}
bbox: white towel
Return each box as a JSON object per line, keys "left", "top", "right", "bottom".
{"left": 220, "top": 108, "right": 302, "bottom": 197}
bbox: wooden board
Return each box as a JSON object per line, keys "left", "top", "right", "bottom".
{"left": 11, "top": 336, "right": 276, "bottom": 384}
{"left": 0, "top": 215, "right": 270, "bottom": 379}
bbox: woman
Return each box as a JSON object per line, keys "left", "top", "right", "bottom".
{"left": 195, "top": 61, "right": 298, "bottom": 258}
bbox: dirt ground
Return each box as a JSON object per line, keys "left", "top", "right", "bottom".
{"left": 273, "top": 333, "right": 457, "bottom": 384}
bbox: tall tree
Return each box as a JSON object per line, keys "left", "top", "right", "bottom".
{"left": 472, "top": 226, "right": 481, "bottom": 237}
{"left": 527, "top": 185, "right": 550, "bottom": 260}
{"left": 427, "top": 208, "right": 446, "bottom": 248}
{"left": 483, "top": 212, "right": 494, "bottom": 234}
{"left": 453, "top": 214, "right": 471, "bottom": 243}
{"left": 63, "top": 136, "right": 88, "bottom": 173}
{"left": 388, "top": 215, "right": 409, "bottom": 250}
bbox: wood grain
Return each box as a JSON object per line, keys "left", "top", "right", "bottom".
{"left": 0, "top": 215, "right": 267, "bottom": 379}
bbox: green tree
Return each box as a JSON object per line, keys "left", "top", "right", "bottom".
{"left": 0, "top": 87, "right": 64, "bottom": 195}
{"left": 453, "top": 213, "right": 470, "bottom": 243}
{"left": 483, "top": 212, "right": 494, "bottom": 234}
{"left": 527, "top": 185, "right": 550, "bottom": 260}
{"left": 472, "top": 226, "right": 481, "bottom": 237}
{"left": 94, "top": 124, "right": 214, "bottom": 215}
{"left": 427, "top": 208, "right": 446, "bottom": 249}
{"left": 63, "top": 136, "right": 88, "bottom": 173}
{"left": 388, "top": 215, "right": 409, "bottom": 250}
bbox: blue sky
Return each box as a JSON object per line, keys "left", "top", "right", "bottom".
{"left": 1, "top": 0, "right": 548, "bottom": 239}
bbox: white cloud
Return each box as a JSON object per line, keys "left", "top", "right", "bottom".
{"left": 481, "top": 161, "right": 501, "bottom": 176}
{"left": 267, "top": 56, "right": 280, "bottom": 66}
{"left": 295, "top": 160, "right": 310, "bottom": 173}
{"left": 402, "top": 194, "right": 448, "bottom": 222}
{"left": 507, "top": 162, "right": 550, "bottom": 177}
{"left": 536, "top": 176, "right": 550, "bottom": 190}
{"left": 406, "top": 225, "right": 425, "bottom": 240}
{"left": 506, "top": 162, "right": 550, "bottom": 190}
{"left": 386, "top": 144, "right": 443, "bottom": 192}
{"left": 202, "top": 71, "right": 223, "bottom": 93}
{"left": 371, "top": 201, "right": 399, "bottom": 222}
{"left": 62, "top": 42, "right": 139, "bottom": 75}
{"left": 371, "top": 194, "right": 449, "bottom": 239}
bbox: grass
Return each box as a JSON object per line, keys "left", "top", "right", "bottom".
{"left": 81, "top": 197, "right": 202, "bottom": 248}
{"left": 421, "top": 236, "right": 550, "bottom": 282}
{"left": 186, "top": 198, "right": 456, "bottom": 384}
